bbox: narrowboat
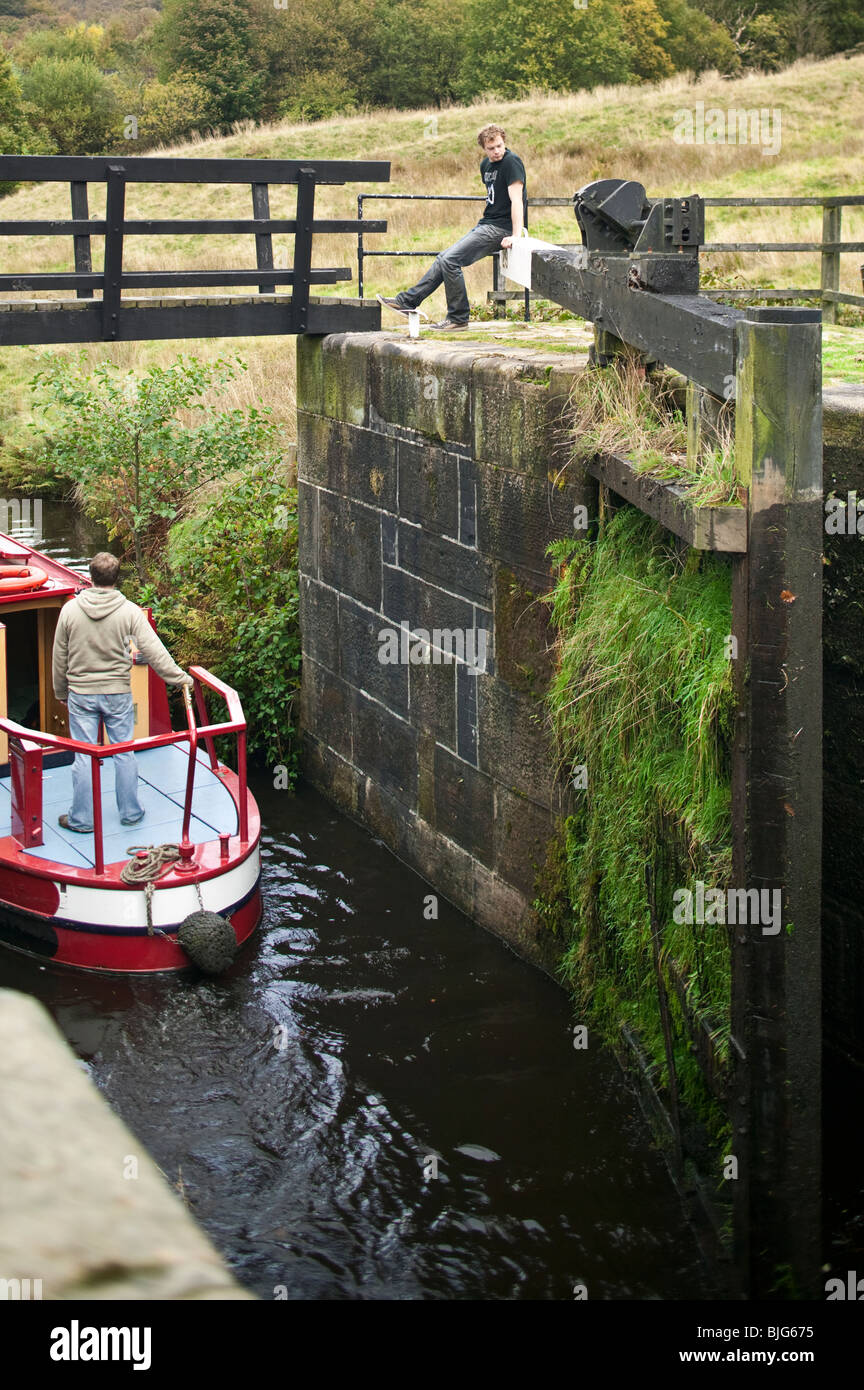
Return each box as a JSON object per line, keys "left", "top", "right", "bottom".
{"left": 0, "top": 532, "right": 262, "bottom": 972}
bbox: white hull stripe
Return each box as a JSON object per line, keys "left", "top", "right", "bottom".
{"left": 49, "top": 850, "right": 260, "bottom": 931}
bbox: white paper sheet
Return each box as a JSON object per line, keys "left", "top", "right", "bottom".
{"left": 499, "top": 235, "right": 559, "bottom": 291}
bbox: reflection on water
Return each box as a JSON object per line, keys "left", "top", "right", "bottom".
{"left": 2, "top": 492, "right": 109, "bottom": 577}
{"left": 5, "top": 779, "right": 714, "bottom": 1301}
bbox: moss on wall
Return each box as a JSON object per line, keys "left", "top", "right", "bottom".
{"left": 540, "top": 507, "right": 734, "bottom": 1162}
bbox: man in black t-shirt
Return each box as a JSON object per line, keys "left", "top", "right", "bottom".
{"left": 377, "top": 124, "right": 527, "bottom": 330}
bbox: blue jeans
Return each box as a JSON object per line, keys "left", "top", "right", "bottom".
{"left": 66, "top": 691, "right": 144, "bottom": 831}
{"left": 395, "top": 220, "right": 508, "bottom": 323}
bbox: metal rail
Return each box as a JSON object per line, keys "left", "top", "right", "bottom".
{"left": 1, "top": 665, "right": 249, "bottom": 875}
{"left": 361, "top": 190, "right": 864, "bottom": 322}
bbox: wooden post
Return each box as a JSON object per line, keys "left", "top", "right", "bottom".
{"left": 291, "top": 170, "right": 315, "bottom": 334}
{"left": 251, "top": 182, "right": 275, "bottom": 295}
{"left": 685, "top": 380, "right": 729, "bottom": 471}
{"left": 102, "top": 166, "right": 125, "bottom": 341}
{"left": 730, "top": 306, "right": 823, "bottom": 1298}
{"left": 821, "top": 204, "right": 841, "bottom": 326}
{"left": 70, "top": 181, "right": 93, "bottom": 300}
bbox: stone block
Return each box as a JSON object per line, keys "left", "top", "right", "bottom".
{"left": 301, "top": 733, "right": 360, "bottom": 819}
{"left": 433, "top": 744, "right": 494, "bottom": 866}
{"left": 476, "top": 459, "right": 591, "bottom": 576}
{"left": 296, "top": 333, "right": 324, "bottom": 417}
{"left": 478, "top": 679, "right": 555, "bottom": 806}
{"left": 382, "top": 565, "right": 475, "bottom": 635}
{"left": 493, "top": 787, "right": 555, "bottom": 895}
{"left": 492, "top": 564, "right": 557, "bottom": 695}
{"left": 299, "top": 656, "right": 353, "bottom": 761}
{"left": 321, "top": 334, "right": 369, "bottom": 426}
{"left": 339, "top": 595, "right": 408, "bottom": 717}
{"left": 297, "top": 480, "right": 319, "bottom": 581}
{"left": 472, "top": 355, "right": 573, "bottom": 477}
{"left": 318, "top": 491, "right": 382, "bottom": 610}
{"left": 352, "top": 690, "right": 417, "bottom": 807}
{"left": 396, "top": 521, "right": 492, "bottom": 604}
{"left": 298, "top": 412, "right": 397, "bottom": 511}
{"left": 409, "top": 657, "right": 457, "bottom": 751}
{"left": 398, "top": 438, "right": 459, "bottom": 538}
{"left": 299, "top": 575, "right": 338, "bottom": 672}
{"left": 369, "top": 339, "right": 474, "bottom": 446}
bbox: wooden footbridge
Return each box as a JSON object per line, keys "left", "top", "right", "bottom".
{"left": 0, "top": 156, "right": 389, "bottom": 344}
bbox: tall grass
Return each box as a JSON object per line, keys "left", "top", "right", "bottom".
{"left": 543, "top": 508, "right": 734, "bottom": 1148}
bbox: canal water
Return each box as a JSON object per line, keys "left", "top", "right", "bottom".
{"left": 2, "top": 498, "right": 716, "bottom": 1300}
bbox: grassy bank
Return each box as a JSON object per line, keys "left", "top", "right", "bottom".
{"left": 0, "top": 51, "right": 861, "bottom": 481}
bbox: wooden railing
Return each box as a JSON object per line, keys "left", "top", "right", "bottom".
{"left": 0, "top": 155, "right": 391, "bottom": 345}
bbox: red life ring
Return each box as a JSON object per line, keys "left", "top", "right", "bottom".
{"left": 0, "top": 564, "right": 49, "bottom": 594}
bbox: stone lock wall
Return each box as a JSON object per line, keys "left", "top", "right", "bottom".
{"left": 296, "top": 333, "right": 591, "bottom": 970}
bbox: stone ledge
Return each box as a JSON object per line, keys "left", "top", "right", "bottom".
{"left": 0, "top": 989, "right": 253, "bottom": 1300}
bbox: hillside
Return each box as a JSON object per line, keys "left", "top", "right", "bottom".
{"left": 0, "top": 51, "right": 861, "bottom": 472}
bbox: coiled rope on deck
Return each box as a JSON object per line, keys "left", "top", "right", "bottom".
{"left": 120, "top": 844, "right": 184, "bottom": 940}
{"left": 120, "top": 843, "right": 182, "bottom": 887}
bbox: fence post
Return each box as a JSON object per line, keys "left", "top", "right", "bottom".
{"left": 251, "top": 182, "right": 275, "bottom": 295}
{"left": 821, "top": 203, "right": 841, "bottom": 325}
{"left": 69, "top": 181, "right": 93, "bottom": 300}
{"left": 730, "top": 306, "right": 822, "bottom": 1298}
{"left": 291, "top": 169, "right": 315, "bottom": 334}
{"left": 357, "top": 194, "right": 364, "bottom": 300}
{"left": 102, "top": 166, "right": 125, "bottom": 341}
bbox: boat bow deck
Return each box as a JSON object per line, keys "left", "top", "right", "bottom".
{"left": 0, "top": 744, "right": 238, "bottom": 869}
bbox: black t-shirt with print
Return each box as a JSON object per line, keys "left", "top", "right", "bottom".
{"left": 480, "top": 149, "right": 527, "bottom": 231}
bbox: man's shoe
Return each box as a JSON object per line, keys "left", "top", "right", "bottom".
{"left": 376, "top": 294, "right": 411, "bottom": 318}
{"left": 429, "top": 319, "right": 469, "bottom": 330}
{"left": 58, "top": 814, "right": 91, "bottom": 834}
{"left": 121, "top": 811, "right": 145, "bottom": 827}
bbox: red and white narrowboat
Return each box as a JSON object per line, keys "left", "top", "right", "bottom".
{"left": 0, "top": 533, "right": 262, "bottom": 972}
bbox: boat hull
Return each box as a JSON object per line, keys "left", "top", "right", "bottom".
{"left": 0, "top": 842, "right": 262, "bottom": 973}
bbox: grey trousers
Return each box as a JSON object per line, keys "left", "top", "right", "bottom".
{"left": 395, "top": 220, "right": 509, "bottom": 323}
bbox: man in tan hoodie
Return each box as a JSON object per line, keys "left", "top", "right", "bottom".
{"left": 52, "top": 551, "right": 193, "bottom": 833}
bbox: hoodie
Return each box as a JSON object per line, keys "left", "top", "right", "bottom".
{"left": 52, "top": 586, "right": 188, "bottom": 699}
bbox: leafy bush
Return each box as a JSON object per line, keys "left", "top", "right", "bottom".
{"left": 30, "top": 355, "right": 277, "bottom": 585}
{"left": 20, "top": 56, "right": 118, "bottom": 154}
{"left": 155, "top": 460, "right": 300, "bottom": 772}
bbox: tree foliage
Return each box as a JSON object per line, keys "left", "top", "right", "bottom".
{"left": 30, "top": 355, "right": 281, "bottom": 584}
{"left": 20, "top": 56, "right": 118, "bottom": 154}
{"left": 153, "top": 0, "right": 266, "bottom": 128}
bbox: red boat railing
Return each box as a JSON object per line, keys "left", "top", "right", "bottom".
{"left": 0, "top": 665, "right": 249, "bottom": 874}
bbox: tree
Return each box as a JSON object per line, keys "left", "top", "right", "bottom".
{"left": 0, "top": 49, "right": 30, "bottom": 194}
{"left": 654, "top": 0, "right": 739, "bottom": 74}
{"left": 117, "top": 74, "right": 219, "bottom": 149}
{"left": 365, "top": 0, "right": 466, "bottom": 109}
{"left": 20, "top": 57, "right": 118, "bottom": 155}
{"left": 458, "top": 0, "right": 634, "bottom": 101}
{"left": 153, "top": 0, "right": 266, "bottom": 128}
{"left": 620, "top": 0, "right": 675, "bottom": 81}
{"left": 13, "top": 21, "right": 107, "bottom": 69}
{"left": 30, "top": 356, "right": 281, "bottom": 584}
